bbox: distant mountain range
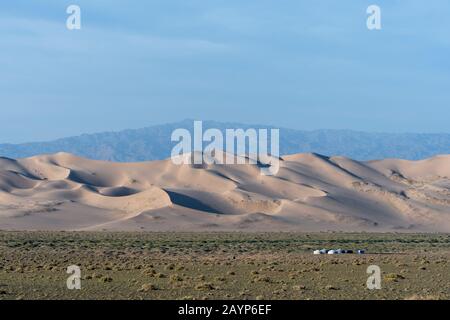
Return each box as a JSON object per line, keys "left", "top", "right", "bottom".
{"left": 1, "top": 120, "right": 449, "bottom": 161}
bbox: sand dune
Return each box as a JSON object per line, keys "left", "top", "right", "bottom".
{"left": 0, "top": 152, "right": 449, "bottom": 232}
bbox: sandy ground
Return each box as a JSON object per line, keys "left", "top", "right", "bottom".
{"left": 0, "top": 152, "right": 449, "bottom": 232}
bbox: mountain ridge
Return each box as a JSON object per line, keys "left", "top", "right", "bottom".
{"left": 1, "top": 119, "right": 449, "bottom": 161}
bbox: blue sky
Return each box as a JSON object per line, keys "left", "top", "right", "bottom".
{"left": 1, "top": 0, "right": 449, "bottom": 143}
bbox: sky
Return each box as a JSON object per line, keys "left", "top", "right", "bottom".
{"left": 1, "top": 0, "right": 449, "bottom": 143}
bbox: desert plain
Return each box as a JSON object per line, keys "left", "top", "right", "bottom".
{"left": 0, "top": 152, "right": 449, "bottom": 300}
{"left": 0, "top": 232, "right": 449, "bottom": 300}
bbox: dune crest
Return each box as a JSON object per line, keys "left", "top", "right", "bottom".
{"left": 0, "top": 153, "right": 449, "bottom": 232}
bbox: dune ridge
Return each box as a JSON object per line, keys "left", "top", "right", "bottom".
{"left": 0, "top": 152, "right": 449, "bottom": 232}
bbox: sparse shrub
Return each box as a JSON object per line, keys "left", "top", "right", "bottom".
{"left": 165, "top": 264, "right": 175, "bottom": 270}
{"left": 195, "top": 282, "right": 215, "bottom": 290}
{"left": 138, "top": 283, "right": 158, "bottom": 292}
{"left": 255, "top": 276, "right": 271, "bottom": 283}
{"left": 100, "top": 276, "right": 113, "bottom": 283}
{"left": 325, "top": 285, "right": 338, "bottom": 290}
{"left": 143, "top": 268, "right": 156, "bottom": 276}
{"left": 384, "top": 273, "right": 405, "bottom": 282}
{"left": 292, "top": 285, "right": 306, "bottom": 291}
{"left": 170, "top": 274, "right": 183, "bottom": 282}
{"left": 215, "top": 277, "right": 226, "bottom": 282}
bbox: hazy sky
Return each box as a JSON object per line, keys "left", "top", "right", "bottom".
{"left": 1, "top": 0, "right": 449, "bottom": 143}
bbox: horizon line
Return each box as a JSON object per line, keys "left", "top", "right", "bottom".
{"left": 1, "top": 119, "right": 450, "bottom": 145}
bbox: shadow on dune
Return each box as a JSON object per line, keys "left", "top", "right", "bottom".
{"left": 99, "top": 186, "right": 140, "bottom": 197}
{"left": 164, "top": 190, "right": 221, "bottom": 214}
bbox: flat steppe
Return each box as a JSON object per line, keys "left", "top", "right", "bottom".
{"left": 0, "top": 232, "right": 449, "bottom": 300}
